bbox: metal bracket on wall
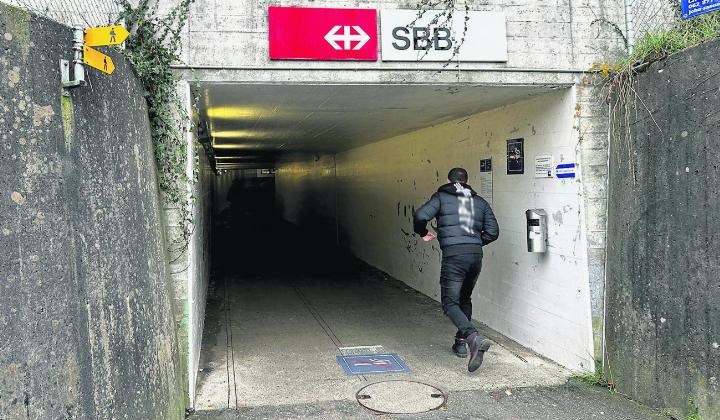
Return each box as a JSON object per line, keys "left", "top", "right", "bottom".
{"left": 61, "top": 27, "right": 86, "bottom": 91}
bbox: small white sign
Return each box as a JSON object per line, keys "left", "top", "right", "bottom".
{"left": 380, "top": 10, "right": 508, "bottom": 62}
{"left": 535, "top": 154, "right": 554, "bottom": 178}
{"left": 479, "top": 172, "right": 493, "bottom": 204}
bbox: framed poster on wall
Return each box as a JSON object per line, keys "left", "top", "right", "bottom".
{"left": 507, "top": 138, "right": 524, "bottom": 175}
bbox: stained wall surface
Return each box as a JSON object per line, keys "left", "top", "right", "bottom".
{"left": 277, "top": 90, "right": 596, "bottom": 371}
{"left": 186, "top": 145, "right": 213, "bottom": 406}
{"left": 605, "top": 39, "right": 720, "bottom": 420}
{"left": 0, "top": 5, "right": 184, "bottom": 418}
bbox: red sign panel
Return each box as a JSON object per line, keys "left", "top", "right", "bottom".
{"left": 269, "top": 6, "right": 378, "bottom": 61}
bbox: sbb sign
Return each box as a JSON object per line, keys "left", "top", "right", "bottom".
{"left": 380, "top": 10, "right": 508, "bottom": 62}
{"left": 267, "top": 7, "right": 507, "bottom": 63}
{"left": 389, "top": 27, "right": 455, "bottom": 52}
{"left": 268, "top": 6, "right": 378, "bottom": 61}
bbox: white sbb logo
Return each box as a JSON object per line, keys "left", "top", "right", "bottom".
{"left": 324, "top": 25, "right": 370, "bottom": 50}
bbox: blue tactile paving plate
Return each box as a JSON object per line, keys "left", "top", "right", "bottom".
{"left": 337, "top": 353, "right": 411, "bottom": 375}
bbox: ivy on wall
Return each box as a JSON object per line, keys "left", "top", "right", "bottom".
{"left": 413, "top": 0, "right": 471, "bottom": 67}
{"left": 117, "top": 0, "right": 196, "bottom": 254}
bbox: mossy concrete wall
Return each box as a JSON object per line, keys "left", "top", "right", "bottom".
{"left": 605, "top": 38, "right": 720, "bottom": 419}
{"left": 0, "top": 4, "right": 185, "bottom": 419}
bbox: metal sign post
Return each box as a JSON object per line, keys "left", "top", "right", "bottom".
{"left": 624, "top": 0, "right": 635, "bottom": 52}
{"left": 61, "top": 26, "right": 86, "bottom": 89}
{"left": 61, "top": 24, "right": 128, "bottom": 89}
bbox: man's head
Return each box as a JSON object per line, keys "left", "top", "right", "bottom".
{"left": 447, "top": 167, "right": 469, "bottom": 184}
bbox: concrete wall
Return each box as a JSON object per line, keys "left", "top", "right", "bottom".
{"left": 605, "top": 39, "right": 720, "bottom": 419}
{"left": 177, "top": 0, "right": 625, "bottom": 72}
{"left": 0, "top": 4, "right": 185, "bottom": 419}
{"left": 170, "top": 0, "right": 625, "bottom": 89}
{"left": 576, "top": 77, "right": 611, "bottom": 361}
{"left": 187, "top": 143, "right": 213, "bottom": 406}
{"left": 163, "top": 81, "right": 214, "bottom": 407}
{"left": 277, "top": 90, "right": 596, "bottom": 371}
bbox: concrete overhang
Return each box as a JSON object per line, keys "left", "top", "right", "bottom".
{"left": 195, "top": 83, "right": 568, "bottom": 159}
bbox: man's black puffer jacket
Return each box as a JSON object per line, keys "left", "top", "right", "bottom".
{"left": 413, "top": 182, "right": 499, "bottom": 256}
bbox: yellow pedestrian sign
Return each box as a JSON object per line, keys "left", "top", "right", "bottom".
{"left": 83, "top": 46, "right": 115, "bottom": 75}
{"left": 84, "top": 25, "right": 129, "bottom": 47}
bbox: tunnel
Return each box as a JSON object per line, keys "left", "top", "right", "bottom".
{"left": 186, "top": 83, "right": 596, "bottom": 410}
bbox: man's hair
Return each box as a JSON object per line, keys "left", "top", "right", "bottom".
{"left": 448, "top": 167, "right": 468, "bottom": 183}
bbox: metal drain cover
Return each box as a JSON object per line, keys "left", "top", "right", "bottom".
{"left": 355, "top": 380, "right": 446, "bottom": 414}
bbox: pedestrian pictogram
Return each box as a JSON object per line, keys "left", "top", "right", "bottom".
{"left": 324, "top": 25, "right": 370, "bottom": 51}
{"left": 83, "top": 45, "right": 115, "bottom": 75}
{"left": 84, "top": 25, "right": 130, "bottom": 47}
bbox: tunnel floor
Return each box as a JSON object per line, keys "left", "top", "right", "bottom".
{"left": 193, "top": 212, "right": 574, "bottom": 409}
{"left": 192, "top": 216, "right": 666, "bottom": 418}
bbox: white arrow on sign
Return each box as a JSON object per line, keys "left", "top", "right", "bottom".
{"left": 324, "top": 25, "right": 370, "bottom": 51}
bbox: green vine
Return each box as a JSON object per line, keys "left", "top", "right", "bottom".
{"left": 116, "top": 0, "right": 196, "bottom": 255}
{"left": 413, "top": 0, "right": 471, "bottom": 69}
{"left": 598, "top": 11, "right": 720, "bottom": 184}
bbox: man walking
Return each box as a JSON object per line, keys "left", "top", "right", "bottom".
{"left": 413, "top": 167, "right": 499, "bottom": 372}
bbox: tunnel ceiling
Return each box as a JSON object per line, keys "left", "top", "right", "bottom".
{"left": 196, "top": 83, "right": 564, "bottom": 157}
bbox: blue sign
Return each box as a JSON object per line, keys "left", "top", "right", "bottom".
{"left": 337, "top": 354, "right": 411, "bottom": 375}
{"left": 682, "top": 0, "right": 720, "bottom": 19}
{"left": 556, "top": 163, "right": 576, "bottom": 179}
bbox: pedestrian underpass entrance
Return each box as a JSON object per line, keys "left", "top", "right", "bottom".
{"left": 188, "top": 82, "right": 598, "bottom": 411}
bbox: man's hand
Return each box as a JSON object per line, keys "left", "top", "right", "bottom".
{"left": 422, "top": 232, "right": 437, "bottom": 242}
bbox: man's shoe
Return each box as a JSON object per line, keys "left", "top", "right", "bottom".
{"left": 452, "top": 338, "right": 468, "bottom": 358}
{"left": 466, "top": 332, "right": 492, "bottom": 372}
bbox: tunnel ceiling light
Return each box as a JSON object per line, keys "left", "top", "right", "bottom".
{"left": 211, "top": 129, "right": 284, "bottom": 139}
{"left": 213, "top": 144, "right": 255, "bottom": 150}
{"left": 214, "top": 156, "right": 274, "bottom": 161}
{"left": 206, "top": 106, "right": 271, "bottom": 120}
{"left": 212, "top": 142, "right": 273, "bottom": 150}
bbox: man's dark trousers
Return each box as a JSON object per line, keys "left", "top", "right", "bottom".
{"left": 440, "top": 253, "right": 482, "bottom": 338}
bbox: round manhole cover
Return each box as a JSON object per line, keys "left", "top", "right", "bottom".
{"left": 355, "top": 380, "right": 446, "bottom": 414}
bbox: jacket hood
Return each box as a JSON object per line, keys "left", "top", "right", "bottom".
{"left": 438, "top": 182, "right": 478, "bottom": 197}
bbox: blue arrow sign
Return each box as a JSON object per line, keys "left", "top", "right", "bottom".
{"left": 682, "top": 0, "right": 720, "bottom": 19}
{"left": 556, "top": 163, "right": 576, "bottom": 179}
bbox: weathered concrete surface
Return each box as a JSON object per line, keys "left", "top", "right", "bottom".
{"left": 576, "top": 76, "right": 611, "bottom": 363}
{"left": 192, "top": 381, "right": 667, "bottom": 419}
{"left": 165, "top": 80, "right": 214, "bottom": 407}
{"left": 0, "top": 4, "right": 184, "bottom": 419}
{"left": 606, "top": 38, "right": 720, "bottom": 419}
{"left": 174, "top": 0, "right": 626, "bottom": 72}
